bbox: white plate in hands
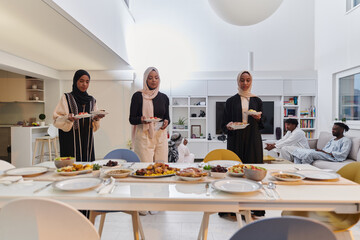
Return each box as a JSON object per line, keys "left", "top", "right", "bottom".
{"left": 229, "top": 122, "right": 249, "bottom": 130}
{"left": 144, "top": 118, "right": 162, "bottom": 122}
{"left": 246, "top": 110, "right": 262, "bottom": 116}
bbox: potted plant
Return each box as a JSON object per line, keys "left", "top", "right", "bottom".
{"left": 173, "top": 117, "right": 187, "bottom": 129}
{"left": 39, "top": 113, "right": 46, "bottom": 126}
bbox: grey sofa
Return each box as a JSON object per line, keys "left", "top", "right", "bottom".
{"left": 308, "top": 132, "right": 360, "bottom": 171}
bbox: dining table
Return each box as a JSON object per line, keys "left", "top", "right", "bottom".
{"left": 0, "top": 161, "right": 359, "bottom": 240}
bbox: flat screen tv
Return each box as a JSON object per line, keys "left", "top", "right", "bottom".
{"left": 216, "top": 101, "right": 274, "bottom": 134}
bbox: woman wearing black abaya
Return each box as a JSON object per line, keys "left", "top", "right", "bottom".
{"left": 53, "top": 70, "right": 104, "bottom": 162}
{"left": 222, "top": 71, "right": 264, "bottom": 163}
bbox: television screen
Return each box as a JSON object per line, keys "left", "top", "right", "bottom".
{"left": 216, "top": 101, "right": 274, "bottom": 134}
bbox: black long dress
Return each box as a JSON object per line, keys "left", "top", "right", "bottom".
{"left": 58, "top": 93, "right": 96, "bottom": 162}
{"left": 221, "top": 94, "right": 264, "bottom": 163}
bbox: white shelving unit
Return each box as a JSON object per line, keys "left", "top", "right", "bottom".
{"left": 281, "top": 95, "right": 317, "bottom": 139}
{"left": 25, "top": 77, "right": 44, "bottom": 102}
{"left": 170, "top": 96, "right": 208, "bottom": 141}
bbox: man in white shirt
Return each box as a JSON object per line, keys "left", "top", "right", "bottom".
{"left": 265, "top": 119, "right": 309, "bottom": 161}
{"left": 178, "top": 138, "right": 195, "bottom": 163}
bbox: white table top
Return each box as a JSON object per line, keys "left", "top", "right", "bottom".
{"left": 0, "top": 163, "right": 359, "bottom": 214}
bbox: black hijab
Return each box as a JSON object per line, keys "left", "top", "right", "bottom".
{"left": 71, "top": 69, "right": 93, "bottom": 105}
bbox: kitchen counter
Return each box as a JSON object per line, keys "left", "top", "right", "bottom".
{"left": 11, "top": 125, "right": 49, "bottom": 167}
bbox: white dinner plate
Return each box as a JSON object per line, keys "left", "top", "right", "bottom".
{"left": 73, "top": 113, "right": 92, "bottom": 119}
{"left": 206, "top": 160, "right": 240, "bottom": 168}
{"left": 229, "top": 123, "right": 249, "bottom": 130}
{"left": 271, "top": 171, "right": 304, "bottom": 182}
{"left": 55, "top": 169, "right": 92, "bottom": 176}
{"left": 52, "top": 177, "right": 102, "bottom": 191}
{"left": 212, "top": 179, "right": 261, "bottom": 193}
{"left": 90, "top": 110, "right": 109, "bottom": 116}
{"left": 296, "top": 170, "right": 340, "bottom": 180}
{"left": 246, "top": 111, "right": 262, "bottom": 116}
{"left": 178, "top": 176, "right": 205, "bottom": 181}
{"left": 5, "top": 167, "right": 48, "bottom": 177}
{"left": 144, "top": 118, "right": 162, "bottom": 122}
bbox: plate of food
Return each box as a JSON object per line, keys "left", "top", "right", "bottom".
{"left": 271, "top": 171, "right": 304, "bottom": 182}
{"left": 90, "top": 110, "right": 109, "bottom": 116}
{"left": 296, "top": 170, "right": 340, "bottom": 181}
{"left": 131, "top": 162, "right": 179, "bottom": 178}
{"left": 229, "top": 122, "right": 249, "bottom": 130}
{"left": 104, "top": 169, "right": 132, "bottom": 178}
{"left": 55, "top": 163, "right": 93, "bottom": 176}
{"left": 246, "top": 109, "right": 262, "bottom": 116}
{"left": 52, "top": 177, "right": 102, "bottom": 191}
{"left": 212, "top": 179, "right": 261, "bottom": 193}
{"left": 73, "top": 112, "right": 92, "bottom": 119}
{"left": 5, "top": 167, "right": 48, "bottom": 177}
{"left": 176, "top": 167, "right": 207, "bottom": 181}
{"left": 144, "top": 117, "right": 162, "bottom": 123}
{"left": 228, "top": 164, "right": 245, "bottom": 177}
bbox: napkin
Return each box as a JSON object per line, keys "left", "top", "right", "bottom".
{"left": 0, "top": 176, "right": 23, "bottom": 185}
{"left": 98, "top": 177, "right": 115, "bottom": 195}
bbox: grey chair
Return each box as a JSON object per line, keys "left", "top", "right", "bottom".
{"left": 230, "top": 216, "right": 336, "bottom": 240}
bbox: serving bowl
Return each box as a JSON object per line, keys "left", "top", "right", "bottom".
{"left": 244, "top": 168, "right": 267, "bottom": 181}
{"left": 54, "top": 157, "right": 75, "bottom": 169}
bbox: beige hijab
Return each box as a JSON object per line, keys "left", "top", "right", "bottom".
{"left": 141, "top": 67, "right": 160, "bottom": 139}
{"left": 237, "top": 71, "right": 256, "bottom": 98}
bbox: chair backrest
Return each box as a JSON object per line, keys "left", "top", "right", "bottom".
{"left": 337, "top": 162, "right": 360, "bottom": 184}
{"left": 0, "top": 198, "right": 100, "bottom": 240}
{"left": 203, "top": 149, "right": 242, "bottom": 163}
{"left": 104, "top": 149, "right": 140, "bottom": 162}
{"left": 47, "top": 124, "right": 58, "bottom": 138}
{"left": 230, "top": 216, "right": 336, "bottom": 240}
{"left": 0, "top": 160, "right": 15, "bottom": 171}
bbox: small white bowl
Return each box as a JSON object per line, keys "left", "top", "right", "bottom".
{"left": 210, "top": 172, "right": 227, "bottom": 179}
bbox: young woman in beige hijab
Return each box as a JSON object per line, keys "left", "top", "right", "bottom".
{"left": 129, "top": 67, "right": 170, "bottom": 162}
{"left": 221, "top": 71, "right": 264, "bottom": 164}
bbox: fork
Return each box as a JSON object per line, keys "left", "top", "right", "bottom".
{"left": 96, "top": 178, "right": 111, "bottom": 193}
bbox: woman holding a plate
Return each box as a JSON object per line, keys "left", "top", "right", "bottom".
{"left": 221, "top": 71, "right": 264, "bottom": 164}
{"left": 129, "top": 67, "right": 170, "bottom": 162}
{"left": 53, "top": 69, "right": 105, "bottom": 162}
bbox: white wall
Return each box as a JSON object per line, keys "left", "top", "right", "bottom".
{"left": 129, "top": 0, "right": 315, "bottom": 90}
{"left": 315, "top": 1, "right": 360, "bottom": 136}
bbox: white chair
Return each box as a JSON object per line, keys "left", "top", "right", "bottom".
{"left": 0, "top": 160, "right": 15, "bottom": 171}
{"left": 32, "top": 124, "right": 59, "bottom": 164}
{"left": 0, "top": 198, "right": 100, "bottom": 240}
{"left": 230, "top": 216, "right": 337, "bottom": 240}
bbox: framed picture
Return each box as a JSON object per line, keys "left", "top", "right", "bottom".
{"left": 191, "top": 125, "right": 201, "bottom": 138}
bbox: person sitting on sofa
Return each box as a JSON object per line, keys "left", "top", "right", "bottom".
{"left": 178, "top": 138, "right": 195, "bottom": 163}
{"left": 264, "top": 118, "right": 309, "bottom": 161}
{"left": 292, "top": 122, "right": 352, "bottom": 164}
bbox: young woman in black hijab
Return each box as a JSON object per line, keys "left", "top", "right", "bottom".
{"left": 53, "top": 69, "right": 105, "bottom": 162}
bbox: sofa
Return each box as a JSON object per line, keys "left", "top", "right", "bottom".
{"left": 308, "top": 132, "right": 360, "bottom": 171}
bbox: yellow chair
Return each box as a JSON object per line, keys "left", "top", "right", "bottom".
{"left": 203, "top": 149, "right": 242, "bottom": 163}
{"left": 283, "top": 162, "right": 360, "bottom": 233}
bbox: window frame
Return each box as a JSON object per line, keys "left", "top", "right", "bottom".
{"left": 346, "top": 0, "right": 360, "bottom": 13}
{"left": 335, "top": 67, "right": 360, "bottom": 130}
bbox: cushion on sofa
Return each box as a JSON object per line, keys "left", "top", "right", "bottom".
{"left": 316, "top": 132, "right": 333, "bottom": 150}
{"left": 348, "top": 136, "right": 360, "bottom": 161}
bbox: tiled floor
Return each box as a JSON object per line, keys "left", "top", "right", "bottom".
{"left": 95, "top": 211, "right": 360, "bottom": 240}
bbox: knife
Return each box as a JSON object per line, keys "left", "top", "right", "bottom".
{"left": 33, "top": 182, "right": 52, "bottom": 193}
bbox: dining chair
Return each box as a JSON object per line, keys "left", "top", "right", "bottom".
{"left": 203, "top": 149, "right": 242, "bottom": 163}
{"left": 0, "top": 198, "right": 100, "bottom": 240}
{"left": 283, "top": 162, "right": 360, "bottom": 234}
{"left": 229, "top": 216, "right": 337, "bottom": 240}
{"left": 89, "top": 148, "right": 144, "bottom": 239}
{"left": 0, "top": 159, "right": 15, "bottom": 171}
{"left": 199, "top": 149, "right": 249, "bottom": 240}
{"left": 104, "top": 148, "right": 141, "bottom": 162}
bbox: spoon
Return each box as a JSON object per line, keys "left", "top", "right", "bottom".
{"left": 267, "top": 182, "right": 280, "bottom": 199}
{"left": 97, "top": 178, "right": 111, "bottom": 193}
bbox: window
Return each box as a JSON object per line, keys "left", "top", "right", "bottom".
{"left": 347, "top": 0, "right": 360, "bottom": 12}
{"left": 336, "top": 69, "right": 360, "bottom": 129}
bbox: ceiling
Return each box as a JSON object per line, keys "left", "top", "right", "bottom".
{"left": 0, "top": 0, "right": 131, "bottom": 71}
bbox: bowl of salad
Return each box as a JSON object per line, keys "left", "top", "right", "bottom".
{"left": 244, "top": 165, "right": 267, "bottom": 181}
{"left": 228, "top": 164, "right": 245, "bottom": 177}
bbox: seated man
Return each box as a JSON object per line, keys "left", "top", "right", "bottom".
{"left": 178, "top": 138, "right": 195, "bottom": 163}
{"left": 292, "top": 122, "right": 352, "bottom": 164}
{"left": 265, "top": 119, "right": 309, "bottom": 161}
{"left": 168, "top": 133, "right": 182, "bottom": 162}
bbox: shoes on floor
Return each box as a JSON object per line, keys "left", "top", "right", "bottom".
{"left": 139, "top": 211, "right": 148, "bottom": 216}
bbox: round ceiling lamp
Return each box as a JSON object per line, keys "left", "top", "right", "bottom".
{"left": 208, "top": 0, "right": 283, "bottom": 26}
